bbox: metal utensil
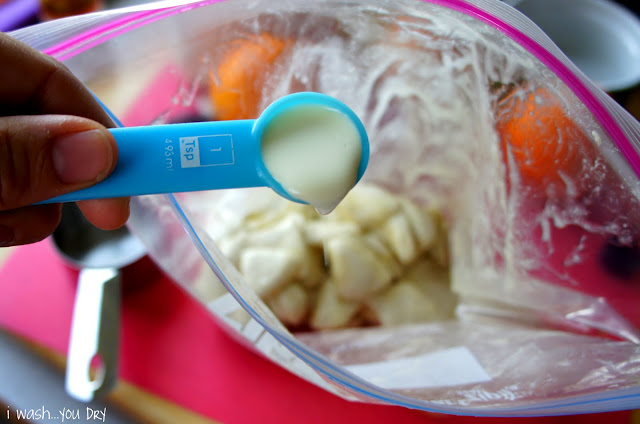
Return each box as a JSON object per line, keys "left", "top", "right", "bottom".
{"left": 52, "top": 203, "right": 146, "bottom": 402}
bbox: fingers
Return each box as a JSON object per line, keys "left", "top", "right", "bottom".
{"left": 0, "top": 203, "right": 62, "bottom": 247}
{"left": 0, "top": 33, "right": 132, "bottom": 243}
{"left": 0, "top": 114, "right": 117, "bottom": 210}
{"left": 0, "top": 33, "right": 115, "bottom": 127}
{"left": 77, "top": 197, "right": 130, "bottom": 231}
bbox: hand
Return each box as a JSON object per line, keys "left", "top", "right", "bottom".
{"left": 0, "top": 32, "right": 130, "bottom": 247}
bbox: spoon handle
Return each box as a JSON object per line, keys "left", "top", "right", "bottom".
{"left": 40, "top": 120, "right": 265, "bottom": 203}
{"left": 65, "top": 267, "right": 120, "bottom": 402}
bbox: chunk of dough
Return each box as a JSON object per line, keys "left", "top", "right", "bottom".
{"left": 332, "top": 184, "right": 400, "bottom": 229}
{"left": 400, "top": 198, "right": 437, "bottom": 251}
{"left": 326, "top": 236, "right": 395, "bottom": 301}
{"left": 364, "top": 282, "right": 439, "bottom": 327}
{"left": 380, "top": 212, "right": 418, "bottom": 265}
{"left": 303, "top": 220, "right": 360, "bottom": 246}
{"left": 239, "top": 247, "right": 299, "bottom": 297}
{"left": 310, "top": 278, "right": 360, "bottom": 330}
{"left": 267, "top": 284, "right": 310, "bottom": 326}
{"left": 403, "top": 259, "right": 457, "bottom": 318}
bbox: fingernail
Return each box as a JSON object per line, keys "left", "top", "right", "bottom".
{"left": 0, "top": 225, "right": 14, "bottom": 247}
{"left": 52, "top": 130, "right": 113, "bottom": 184}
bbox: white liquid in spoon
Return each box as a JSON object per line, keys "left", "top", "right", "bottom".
{"left": 261, "top": 104, "right": 363, "bottom": 214}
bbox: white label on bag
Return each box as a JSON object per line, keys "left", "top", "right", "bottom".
{"left": 206, "top": 293, "right": 349, "bottom": 396}
{"left": 344, "top": 347, "right": 491, "bottom": 389}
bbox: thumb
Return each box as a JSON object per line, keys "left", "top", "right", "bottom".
{"left": 0, "top": 115, "right": 117, "bottom": 210}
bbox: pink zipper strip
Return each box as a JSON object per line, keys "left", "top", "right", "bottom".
{"left": 43, "top": 0, "right": 639, "bottom": 177}
{"left": 43, "top": 0, "right": 224, "bottom": 61}
{"left": 43, "top": 10, "right": 157, "bottom": 57}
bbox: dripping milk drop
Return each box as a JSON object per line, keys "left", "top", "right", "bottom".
{"left": 261, "top": 104, "right": 363, "bottom": 214}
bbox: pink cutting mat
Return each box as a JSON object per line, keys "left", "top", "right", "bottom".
{"left": 0, "top": 240, "right": 632, "bottom": 424}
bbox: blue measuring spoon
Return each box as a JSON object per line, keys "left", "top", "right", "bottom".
{"left": 39, "top": 92, "right": 369, "bottom": 208}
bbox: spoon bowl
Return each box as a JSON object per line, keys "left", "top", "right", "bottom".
{"left": 52, "top": 203, "right": 146, "bottom": 402}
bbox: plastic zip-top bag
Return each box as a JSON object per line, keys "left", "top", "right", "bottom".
{"left": 11, "top": 0, "right": 640, "bottom": 416}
